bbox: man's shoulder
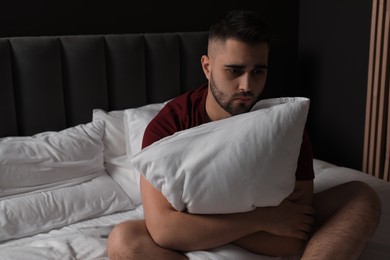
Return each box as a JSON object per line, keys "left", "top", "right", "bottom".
{"left": 143, "top": 84, "right": 208, "bottom": 148}
{"left": 165, "top": 83, "right": 208, "bottom": 107}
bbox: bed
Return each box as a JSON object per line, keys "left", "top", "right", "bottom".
{"left": 0, "top": 32, "right": 389, "bottom": 260}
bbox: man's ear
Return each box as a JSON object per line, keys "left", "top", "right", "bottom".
{"left": 201, "top": 55, "right": 211, "bottom": 80}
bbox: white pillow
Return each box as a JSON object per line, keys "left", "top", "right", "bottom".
{"left": 90, "top": 104, "right": 166, "bottom": 207}
{"left": 92, "top": 109, "right": 136, "bottom": 202}
{"left": 110, "top": 102, "right": 166, "bottom": 206}
{"left": 0, "top": 121, "right": 132, "bottom": 241}
{"left": 104, "top": 155, "right": 142, "bottom": 206}
{"left": 0, "top": 173, "right": 131, "bottom": 242}
{"left": 131, "top": 97, "right": 310, "bottom": 214}
{"left": 92, "top": 109, "right": 127, "bottom": 161}
{"left": 124, "top": 102, "right": 167, "bottom": 156}
{"left": 0, "top": 121, "right": 106, "bottom": 198}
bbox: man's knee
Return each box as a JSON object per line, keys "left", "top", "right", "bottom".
{"left": 314, "top": 180, "right": 381, "bottom": 225}
{"left": 107, "top": 220, "right": 188, "bottom": 260}
{"left": 107, "top": 220, "right": 149, "bottom": 259}
{"left": 348, "top": 181, "right": 381, "bottom": 222}
{"left": 342, "top": 181, "right": 380, "bottom": 210}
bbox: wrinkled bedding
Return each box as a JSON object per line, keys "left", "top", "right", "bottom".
{"left": 0, "top": 159, "right": 389, "bottom": 260}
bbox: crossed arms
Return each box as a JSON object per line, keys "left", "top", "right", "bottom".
{"left": 140, "top": 176, "right": 315, "bottom": 256}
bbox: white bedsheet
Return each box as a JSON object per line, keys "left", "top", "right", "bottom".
{"left": 0, "top": 159, "right": 389, "bottom": 260}
{"left": 0, "top": 207, "right": 144, "bottom": 260}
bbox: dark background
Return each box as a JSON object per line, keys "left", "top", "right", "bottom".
{"left": 0, "top": 0, "right": 372, "bottom": 172}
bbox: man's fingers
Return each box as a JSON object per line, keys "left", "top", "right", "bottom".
{"left": 287, "top": 188, "right": 304, "bottom": 201}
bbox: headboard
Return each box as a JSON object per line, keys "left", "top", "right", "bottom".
{"left": 0, "top": 32, "right": 209, "bottom": 137}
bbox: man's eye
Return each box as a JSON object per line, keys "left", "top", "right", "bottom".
{"left": 253, "top": 69, "right": 266, "bottom": 75}
{"left": 228, "top": 68, "right": 242, "bottom": 75}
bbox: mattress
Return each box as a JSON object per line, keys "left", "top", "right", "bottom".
{"left": 0, "top": 159, "right": 389, "bottom": 260}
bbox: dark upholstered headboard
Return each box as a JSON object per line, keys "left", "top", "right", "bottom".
{"left": 0, "top": 32, "right": 209, "bottom": 137}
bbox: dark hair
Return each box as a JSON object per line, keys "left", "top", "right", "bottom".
{"left": 209, "top": 10, "right": 273, "bottom": 46}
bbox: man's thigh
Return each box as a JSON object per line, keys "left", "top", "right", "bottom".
{"left": 313, "top": 181, "right": 380, "bottom": 226}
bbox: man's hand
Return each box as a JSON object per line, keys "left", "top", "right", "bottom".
{"left": 233, "top": 183, "right": 315, "bottom": 256}
{"left": 255, "top": 188, "right": 315, "bottom": 240}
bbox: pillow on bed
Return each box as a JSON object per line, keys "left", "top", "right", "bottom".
{"left": 0, "top": 121, "right": 106, "bottom": 198}
{"left": 89, "top": 103, "right": 166, "bottom": 207}
{"left": 0, "top": 121, "right": 132, "bottom": 241}
{"left": 106, "top": 102, "right": 166, "bottom": 205}
{"left": 124, "top": 102, "right": 167, "bottom": 155}
{"left": 92, "top": 109, "right": 138, "bottom": 204}
{"left": 0, "top": 173, "right": 131, "bottom": 242}
{"left": 92, "top": 109, "right": 127, "bottom": 161}
{"left": 131, "top": 97, "right": 310, "bottom": 214}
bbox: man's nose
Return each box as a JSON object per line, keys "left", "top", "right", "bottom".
{"left": 238, "top": 73, "right": 252, "bottom": 92}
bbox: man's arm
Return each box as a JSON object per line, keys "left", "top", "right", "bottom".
{"left": 233, "top": 180, "right": 314, "bottom": 256}
{"left": 141, "top": 176, "right": 314, "bottom": 254}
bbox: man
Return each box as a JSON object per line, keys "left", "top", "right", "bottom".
{"left": 107, "top": 10, "right": 381, "bottom": 259}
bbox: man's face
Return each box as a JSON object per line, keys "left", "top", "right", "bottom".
{"left": 203, "top": 38, "right": 269, "bottom": 118}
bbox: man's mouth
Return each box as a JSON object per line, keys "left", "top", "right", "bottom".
{"left": 234, "top": 96, "right": 252, "bottom": 102}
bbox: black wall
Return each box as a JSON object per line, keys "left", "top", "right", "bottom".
{"left": 0, "top": 1, "right": 297, "bottom": 37}
{"left": 0, "top": 0, "right": 300, "bottom": 98}
{"left": 299, "top": 0, "right": 372, "bottom": 171}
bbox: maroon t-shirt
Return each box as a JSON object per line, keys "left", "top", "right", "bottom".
{"left": 142, "top": 83, "right": 314, "bottom": 181}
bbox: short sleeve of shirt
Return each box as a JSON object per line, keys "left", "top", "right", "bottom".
{"left": 142, "top": 84, "right": 209, "bottom": 149}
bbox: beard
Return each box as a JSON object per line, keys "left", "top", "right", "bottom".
{"left": 209, "top": 73, "right": 258, "bottom": 116}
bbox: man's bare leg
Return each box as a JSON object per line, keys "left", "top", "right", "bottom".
{"left": 301, "top": 181, "right": 381, "bottom": 260}
{"left": 107, "top": 219, "right": 188, "bottom": 260}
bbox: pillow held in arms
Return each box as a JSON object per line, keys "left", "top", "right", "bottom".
{"left": 131, "top": 97, "right": 310, "bottom": 214}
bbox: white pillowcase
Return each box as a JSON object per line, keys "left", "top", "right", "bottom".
{"left": 0, "top": 173, "right": 131, "bottom": 242}
{"left": 116, "top": 102, "right": 167, "bottom": 205}
{"left": 91, "top": 104, "right": 166, "bottom": 207}
{"left": 0, "top": 121, "right": 106, "bottom": 198}
{"left": 92, "top": 109, "right": 127, "bottom": 161}
{"left": 131, "top": 97, "right": 310, "bottom": 214}
{"left": 124, "top": 102, "right": 167, "bottom": 156}
{"left": 0, "top": 121, "right": 132, "bottom": 241}
{"left": 103, "top": 154, "right": 142, "bottom": 206}
{"left": 92, "top": 109, "right": 136, "bottom": 205}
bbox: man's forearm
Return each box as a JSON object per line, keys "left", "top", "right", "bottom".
{"left": 146, "top": 204, "right": 312, "bottom": 253}
{"left": 146, "top": 208, "right": 262, "bottom": 251}
{"left": 142, "top": 177, "right": 314, "bottom": 253}
{"left": 233, "top": 231, "right": 306, "bottom": 257}
{"left": 153, "top": 212, "right": 307, "bottom": 257}
{"left": 142, "top": 176, "right": 267, "bottom": 251}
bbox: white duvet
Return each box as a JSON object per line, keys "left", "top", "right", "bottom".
{"left": 0, "top": 159, "right": 389, "bottom": 260}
